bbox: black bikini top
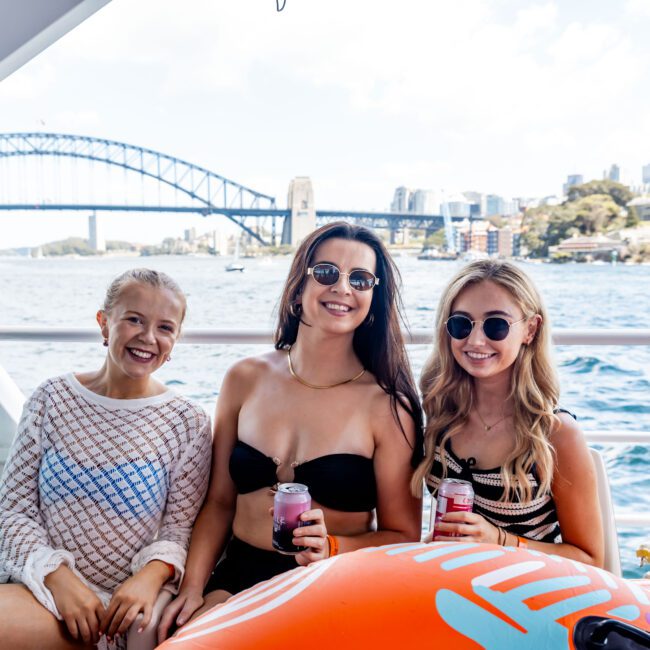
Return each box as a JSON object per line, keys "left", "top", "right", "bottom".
{"left": 229, "top": 440, "right": 377, "bottom": 512}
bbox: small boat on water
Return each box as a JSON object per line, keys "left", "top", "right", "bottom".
{"left": 226, "top": 239, "right": 245, "bottom": 272}
{"left": 418, "top": 249, "right": 458, "bottom": 261}
{"left": 462, "top": 249, "right": 490, "bottom": 262}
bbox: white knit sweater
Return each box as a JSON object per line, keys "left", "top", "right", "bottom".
{"left": 0, "top": 373, "right": 211, "bottom": 623}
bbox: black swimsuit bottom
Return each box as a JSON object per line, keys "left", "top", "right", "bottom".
{"left": 204, "top": 536, "right": 298, "bottom": 596}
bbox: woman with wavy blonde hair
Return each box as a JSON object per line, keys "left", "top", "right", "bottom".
{"left": 413, "top": 260, "right": 603, "bottom": 565}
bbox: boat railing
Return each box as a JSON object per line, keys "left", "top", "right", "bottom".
{"left": 1, "top": 326, "right": 649, "bottom": 530}
{"left": 2, "top": 326, "right": 650, "bottom": 345}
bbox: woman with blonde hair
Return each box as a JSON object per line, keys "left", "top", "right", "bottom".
{"left": 413, "top": 260, "right": 603, "bottom": 565}
{"left": 0, "top": 269, "right": 212, "bottom": 649}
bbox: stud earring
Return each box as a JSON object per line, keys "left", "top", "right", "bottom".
{"left": 166, "top": 355, "right": 172, "bottom": 362}
{"left": 103, "top": 338, "right": 109, "bottom": 347}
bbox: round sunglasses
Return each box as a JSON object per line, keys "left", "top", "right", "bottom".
{"left": 445, "top": 314, "right": 528, "bottom": 341}
{"left": 307, "top": 263, "right": 379, "bottom": 292}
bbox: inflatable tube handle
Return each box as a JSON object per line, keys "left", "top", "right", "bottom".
{"left": 573, "top": 615, "right": 650, "bottom": 649}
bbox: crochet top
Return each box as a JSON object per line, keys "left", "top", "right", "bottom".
{"left": 0, "top": 373, "right": 212, "bottom": 620}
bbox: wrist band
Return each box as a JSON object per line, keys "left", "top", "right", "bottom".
{"left": 517, "top": 536, "right": 528, "bottom": 549}
{"left": 161, "top": 561, "right": 175, "bottom": 580}
{"left": 327, "top": 535, "right": 339, "bottom": 557}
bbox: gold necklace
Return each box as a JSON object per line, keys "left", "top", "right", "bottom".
{"left": 475, "top": 409, "right": 511, "bottom": 432}
{"left": 287, "top": 348, "right": 365, "bottom": 389}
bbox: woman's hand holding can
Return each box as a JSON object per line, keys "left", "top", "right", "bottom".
{"left": 293, "top": 509, "right": 328, "bottom": 566}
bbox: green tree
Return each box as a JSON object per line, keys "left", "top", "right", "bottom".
{"left": 521, "top": 204, "right": 577, "bottom": 256}
{"left": 571, "top": 194, "right": 620, "bottom": 235}
{"left": 422, "top": 228, "right": 446, "bottom": 250}
{"left": 106, "top": 240, "right": 136, "bottom": 252}
{"left": 566, "top": 179, "right": 634, "bottom": 207}
{"left": 42, "top": 237, "right": 95, "bottom": 256}
{"left": 625, "top": 205, "right": 640, "bottom": 228}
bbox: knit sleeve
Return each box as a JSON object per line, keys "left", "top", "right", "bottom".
{"left": 130, "top": 408, "right": 212, "bottom": 591}
{"left": 0, "top": 384, "right": 76, "bottom": 618}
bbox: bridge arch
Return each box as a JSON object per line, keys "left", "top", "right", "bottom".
{"left": 0, "top": 132, "right": 277, "bottom": 244}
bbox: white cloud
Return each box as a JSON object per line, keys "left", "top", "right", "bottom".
{"left": 515, "top": 2, "right": 558, "bottom": 36}
{"left": 2, "top": 0, "right": 650, "bottom": 244}
{"left": 625, "top": 0, "right": 650, "bottom": 17}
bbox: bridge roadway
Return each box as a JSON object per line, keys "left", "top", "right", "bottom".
{"left": 0, "top": 134, "right": 467, "bottom": 244}
{"left": 0, "top": 203, "right": 463, "bottom": 240}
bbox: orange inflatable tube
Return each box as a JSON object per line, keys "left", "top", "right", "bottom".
{"left": 159, "top": 542, "right": 650, "bottom": 649}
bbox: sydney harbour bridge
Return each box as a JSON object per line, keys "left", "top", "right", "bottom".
{"left": 0, "top": 132, "right": 459, "bottom": 247}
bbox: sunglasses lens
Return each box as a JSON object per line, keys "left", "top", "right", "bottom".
{"left": 349, "top": 270, "right": 376, "bottom": 291}
{"left": 312, "top": 264, "right": 339, "bottom": 286}
{"left": 483, "top": 317, "right": 510, "bottom": 341}
{"left": 446, "top": 316, "right": 473, "bottom": 340}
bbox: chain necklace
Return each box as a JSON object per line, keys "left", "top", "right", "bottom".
{"left": 287, "top": 348, "right": 365, "bottom": 389}
{"left": 475, "top": 409, "right": 511, "bottom": 432}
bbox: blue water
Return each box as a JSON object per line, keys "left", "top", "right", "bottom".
{"left": 0, "top": 255, "right": 648, "bottom": 577}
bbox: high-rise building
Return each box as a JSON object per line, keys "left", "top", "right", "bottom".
{"left": 485, "top": 194, "right": 503, "bottom": 216}
{"left": 607, "top": 164, "right": 620, "bottom": 183}
{"left": 469, "top": 203, "right": 481, "bottom": 218}
{"left": 444, "top": 201, "right": 471, "bottom": 218}
{"left": 642, "top": 164, "right": 650, "bottom": 185}
{"left": 487, "top": 228, "right": 499, "bottom": 256}
{"left": 563, "top": 174, "right": 583, "bottom": 195}
{"left": 390, "top": 186, "right": 411, "bottom": 212}
{"left": 463, "top": 191, "right": 485, "bottom": 217}
{"left": 410, "top": 189, "right": 439, "bottom": 214}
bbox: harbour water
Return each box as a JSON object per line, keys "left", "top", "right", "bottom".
{"left": 0, "top": 254, "right": 648, "bottom": 577}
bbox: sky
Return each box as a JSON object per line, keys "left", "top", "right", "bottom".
{"left": 2, "top": 0, "right": 650, "bottom": 247}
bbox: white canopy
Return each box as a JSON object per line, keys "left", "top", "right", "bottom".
{"left": 0, "top": 0, "right": 111, "bottom": 82}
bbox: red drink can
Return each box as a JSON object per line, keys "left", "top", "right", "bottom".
{"left": 433, "top": 478, "right": 474, "bottom": 537}
{"left": 272, "top": 483, "right": 312, "bottom": 555}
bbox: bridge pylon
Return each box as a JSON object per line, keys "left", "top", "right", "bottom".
{"left": 88, "top": 212, "right": 105, "bottom": 252}
{"left": 282, "top": 177, "right": 316, "bottom": 247}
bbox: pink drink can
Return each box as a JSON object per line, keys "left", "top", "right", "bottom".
{"left": 272, "top": 483, "right": 312, "bottom": 555}
{"left": 433, "top": 478, "right": 474, "bottom": 537}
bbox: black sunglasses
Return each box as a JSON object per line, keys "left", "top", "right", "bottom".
{"left": 445, "top": 314, "right": 527, "bottom": 341}
{"left": 307, "top": 263, "right": 379, "bottom": 292}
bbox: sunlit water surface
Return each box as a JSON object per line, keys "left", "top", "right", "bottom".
{"left": 0, "top": 255, "right": 648, "bottom": 577}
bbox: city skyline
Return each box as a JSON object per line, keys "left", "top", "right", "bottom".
{"left": 2, "top": 1, "right": 650, "bottom": 247}
{"left": 1, "top": 161, "right": 648, "bottom": 249}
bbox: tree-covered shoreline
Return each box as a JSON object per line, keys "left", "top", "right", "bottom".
{"left": 521, "top": 180, "right": 647, "bottom": 261}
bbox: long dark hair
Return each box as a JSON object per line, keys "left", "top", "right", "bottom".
{"left": 275, "top": 221, "right": 424, "bottom": 467}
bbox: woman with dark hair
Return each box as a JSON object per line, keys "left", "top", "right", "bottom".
{"left": 159, "top": 222, "right": 423, "bottom": 640}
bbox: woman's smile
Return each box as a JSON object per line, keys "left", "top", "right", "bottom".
{"left": 321, "top": 300, "right": 353, "bottom": 316}
{"left": 464, "top": 350, "right": 497, "bottom": 362}
{"left": 126, "top": 346, "right": 158, "bottom": 363}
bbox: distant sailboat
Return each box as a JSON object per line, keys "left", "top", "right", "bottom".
{"left": 225, "top": 237, "right": 245, "bottom": 272}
